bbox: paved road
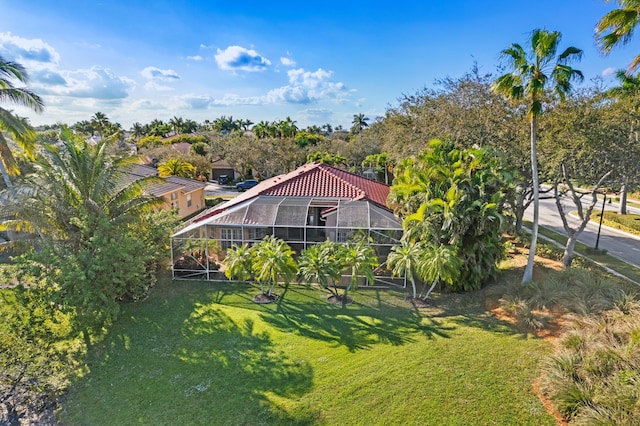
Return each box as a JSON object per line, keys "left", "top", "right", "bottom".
{"left": 524, "top": 195, "right": 640, "bottom": 269}
{"left": 204, "top": 182, "right": 239, "bottom": 198}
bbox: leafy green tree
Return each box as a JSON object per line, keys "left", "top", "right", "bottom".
{"left": 492, "top": 29, "right": 583, "bottom": 284}
{"left": 0, "top": 55, "right": 44, "bottom": 189}
{"left": 157, "top": 158, "right": 196, "bottom": 178}
{"left": 251, "top": 236, "right": 297, "bottom": 300}
{"left": 603, "top": 70, "right": 640, "bottom": 213}
{"left": 298, "top": 240, "right": 345, "bottom": 298}
{"left": 340, "top": 240, "right": 378, "bottom": 306}
{"left": 596, "top": 0, "right": 640, "bottom": 71}
{"left": 0, "top": 285, "right": 77, "bottom": 425}
{"left": 389, "top": 140, "right": 512, "bottom": 291}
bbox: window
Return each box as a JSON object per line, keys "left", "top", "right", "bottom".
{"left": 170, "top": 192, "right": 178, "bottom": 201}
{"left": 187, "top": 193, "right": 192, "bottom": 207}
{"left": 220, "top": 228, "right": 242, "bottom": 250}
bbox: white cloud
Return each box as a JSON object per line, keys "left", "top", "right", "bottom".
{"left": 187, "top": 55, "right": 202, "bottom": 61}
{"left": 215, "top": 45, "right": 271, "bottom": 72}
{"left": 280, "top": 57, "right": 296, "bottom": 66}
{"left": 0, "top": 32, "right": 60, "bottom": 65}
{"left": 140, "top": 66, "right": 180, "bottom": 81}
{"left": 37, "top": 66, "right": 135, "bottom": 100}
{"left": 601, "top": 67, "right": 616, "bottom": 77}
{"left": 266, "top": 68, "right": 346, "bottom": 104}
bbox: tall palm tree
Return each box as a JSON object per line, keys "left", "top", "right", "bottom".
{"left": 90, "top": 112, "right": 109, "bottom": 138}
{"left": 351, "top": 113, "right": 369, "bottom": 140}
{"left": 596, "top": 0, "right": 640, "bottom": 71}
{"left": 130, "top": 122, "right": 145, "bottom": 141}
{"left": 0, "top": 55, "right": 44, "bottom": 189}
{"left": 492, "top": 29, "right": 583, "bottom": 284}
{"left": 169, "top": 116, "right": 185, "bottom": 135}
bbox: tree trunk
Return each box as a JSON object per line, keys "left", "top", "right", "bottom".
{"left": 422, "top": 279, "right": 438, "bottom": 301}
{"left": 0, "top": 160, "right": 13, "bottom": 190}
{"left": 554, "top": 168, "right": 612, "bottom": 268}
{"left": 562, "top": 232, "right": 578, "bottom": 268}
{"left": 522, "top": 116, "right": 538, "bottom": 284}
{"left": 618, "top": 178, "right": 628, "bottom": 215}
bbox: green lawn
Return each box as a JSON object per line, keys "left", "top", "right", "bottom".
{"left": 60, "top": 278, "right": 555, "bottom": 425}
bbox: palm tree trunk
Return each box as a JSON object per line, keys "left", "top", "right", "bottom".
{"left": 422, "top": 279, "right": 438, "bottom": 301}
{"left": 522, "top": 116, "right": 538, "bottom": 284}
{"left": 0, "top": 160, "right": 13, "bottom": 189}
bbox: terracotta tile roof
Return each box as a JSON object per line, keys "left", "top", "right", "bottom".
{"left": 192, "top": 162, "right": 391, "bottom": 223}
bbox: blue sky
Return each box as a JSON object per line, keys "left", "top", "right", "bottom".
{"left": 1, "top": 0, "right": 635, "bottom": 129}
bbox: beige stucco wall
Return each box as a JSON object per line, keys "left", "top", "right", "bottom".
{"left": 160, "top": 188, "right": 205, "bottom": 218}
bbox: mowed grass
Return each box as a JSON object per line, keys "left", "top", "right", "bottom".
{"left": 60, "top": 278, "right": 555, "bottom": 425}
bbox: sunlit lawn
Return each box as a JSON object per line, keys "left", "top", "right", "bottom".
{"left": 60, "top": 278, "right": 555, "bottom": 425}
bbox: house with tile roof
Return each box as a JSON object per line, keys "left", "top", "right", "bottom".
{"left": 125, "top": 164, "right": 206, "bottom": 219}
{"left": 170, "top": 162, "right": 403, "bottom": 280}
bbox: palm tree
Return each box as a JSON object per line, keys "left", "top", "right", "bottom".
{"left": 130, "top": 122, "right": 145, "bottom": 141}
{"left": 157, "top": 158, "right": 196, "bottom": 178}
{"left": 492, "top": 29, "right": 583, "bottom": 284}
{"left": 341, "top": 240, "right": 378, "bottom": 306}
{"left": 419, "top": 243, "right": 462, "bottom": 300}
{"left": 224, "top": 243, "right": 255, "bottom": 282}
{"left": 2, "top": 126, "right": 161, "bottom": 246}
{"left": 351, "top": 113, "right": 369, "bottom": 140}
{"left": 251, "top": 235, "right": 297, "bottom": 300}
{"left": 0, "top": 55, "right": 44, "bottom": 189}
{"left": 90, "top": 112, "right": 109, "bottom": 138}
{"left": 298, "top": 240, "right": 345, "bottom": 297}
{"left": 386, "top": 241, "right": 425, "bottom": 300}
{"left": 596, "top": 0, "right": 640, "bottom": 71}
{"left": 169, "top": 116, "right": 185, "bottom": 135}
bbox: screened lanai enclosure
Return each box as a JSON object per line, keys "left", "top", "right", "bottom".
{"left": 171, "top": 195, "right": 403, "bottom": 282}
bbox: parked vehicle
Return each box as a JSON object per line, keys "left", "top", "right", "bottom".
{"left": 236, "top": 179, "right": 259, "bottom": 192}
{"left": 218, "top": 174, "right": 230, "bottom": 184}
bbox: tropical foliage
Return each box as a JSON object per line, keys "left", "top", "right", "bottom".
{"left": 0, "top": 55, "right": 44, "bottom": 189}
{"left": 389, "top": 140, "right": 513, "bottom": 291}
{"left": 1, "top": 128, "right": 176, "bottom": 340}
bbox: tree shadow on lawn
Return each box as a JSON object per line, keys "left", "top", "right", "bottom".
{"left": 176, "top": 305, "right": 319, "bottom": 424}
{"left": 260, "top": 285, "right": 454, "bottom": 352}
{"left": 71, "top": 299, "right": 319, "bottom": 425}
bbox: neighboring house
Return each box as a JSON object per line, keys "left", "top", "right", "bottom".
{"left": 210, "top": 156, "right": 238, "bottom": 182}
{"left": 124, "top": 164, "right": 206, "bottom": 219}
{"left": 171, "top": 162, "right": 403, "bottom": 281}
